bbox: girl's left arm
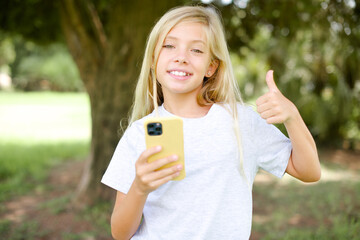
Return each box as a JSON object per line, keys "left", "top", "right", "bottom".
{"left": 256, "top": 70, "right": 321, "bottom": 182}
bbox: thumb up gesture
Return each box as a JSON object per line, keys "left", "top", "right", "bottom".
{"left": 256, "top": 70, "right": 298, "bottom": 125}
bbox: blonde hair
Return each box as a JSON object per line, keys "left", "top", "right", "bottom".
{"left": 129, "top": 5, "right": 249, "bottom": 187}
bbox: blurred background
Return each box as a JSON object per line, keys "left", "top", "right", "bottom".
{"left": 0, "top": 0, "right": 359, "bottom": 239}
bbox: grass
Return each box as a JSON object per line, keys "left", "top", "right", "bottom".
{"left": 0, "top": 219, "right": 46, "bottom": 240}
{"left": 0, "top": 91, "right": 90, "bottom": 141}
{"left": 251, "top": 178, "right": 360, "bottom": 239}
{"left": 0, "top": 91, "right": 91, "bottom": 201}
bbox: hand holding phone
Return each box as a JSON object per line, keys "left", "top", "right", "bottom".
{"left": 133, "top": 146, "right": 182, "bottom": 195}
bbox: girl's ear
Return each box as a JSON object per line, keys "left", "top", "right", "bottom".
{"left": 205, "top": 59, "right": 219, "bottom": 77}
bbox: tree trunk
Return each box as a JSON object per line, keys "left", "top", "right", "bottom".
{"left": 58, "top": 0, "right": 182, "bottom": 205}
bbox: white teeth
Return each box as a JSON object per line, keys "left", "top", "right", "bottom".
{"left": 170, "top": 71, "right": 189, "bottom": 76}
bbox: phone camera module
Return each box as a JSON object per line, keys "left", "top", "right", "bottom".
{"left": 147, "top": 123, "right": 162, "bottom": 136}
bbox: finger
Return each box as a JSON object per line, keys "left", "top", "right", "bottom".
{"left": 266, "top": 70, "right": 278, "bottom": 92}
{"left": 148, "top": 171, "right": 181, "bottom": 189}
{"left": 138, "top": 146, "right": 162, "bottom": 163}
{"left": 255, "top": 94, "right": 269, "bottom": 107}
{"left": 145, "top": 164, "right": 182, "bottom": 182}
{"left": 266, "top": 115, "right": 284, "bottom": 124}
{"left": 256, "top": 102, "right": 273, "bottom": 114}
{"left": 147, "top": 155, "right": 178, "bottom": 172}
{"left": 256, "top": 92, "right": 278, "bottom": 110}
{"left": 259, "top": 109, "right": 277, "bottom": 121}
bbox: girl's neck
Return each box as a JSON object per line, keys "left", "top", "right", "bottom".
{"left": 163, "top": 97, "right": 212, "bottom": 118}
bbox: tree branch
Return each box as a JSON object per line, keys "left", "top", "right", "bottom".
{"left": 60, "top": 0, "right": 100, "bottom": 59}
{"left": 83, "top": 0, "right": 108, "bottom": 52}
{"left": 58, "top": 0, "right": 102, "bottom": 93}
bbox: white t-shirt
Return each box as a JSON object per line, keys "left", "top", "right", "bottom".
{"left": 101, "top": 103, "right": 292, "bottom": 239}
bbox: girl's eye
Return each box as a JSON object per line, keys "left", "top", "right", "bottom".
{"left": 163, "top": 44, "right": 174, "bottom": 49}
{"left": 192, "top": 49, "right": 203, "bottom": 54}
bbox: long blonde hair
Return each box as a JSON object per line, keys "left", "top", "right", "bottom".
{"left": 129, "top": 5, "right": 249, "bottom": 186}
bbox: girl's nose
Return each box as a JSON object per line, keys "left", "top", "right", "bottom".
{"left": 174, "top": 49, "right": 188, "bottom": 64}
{"left": 175, "top": 57, "right": 187, "bottom": 64}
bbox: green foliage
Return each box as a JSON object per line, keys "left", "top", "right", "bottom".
{"left": 224, "top": 0, "right": 360, "bottom": 147}
{"left": 12, "top": 42, "right": 84, "bottom": 92}
{"left": 0, "top": 0, "right": 61, "bottom": 44}
{"left": 0, "top": 33, "right": 15, "bottom": 74}
{"left": 0, "top": 32, "right": 84, "bottom": 91}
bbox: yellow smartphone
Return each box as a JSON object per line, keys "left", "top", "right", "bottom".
{"left": 144, "top": 117, "right": 185, "bottom": 181}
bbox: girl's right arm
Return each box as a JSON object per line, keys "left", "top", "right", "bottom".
{"left": 110, "top": 146, "right": 182, "bottom": 240}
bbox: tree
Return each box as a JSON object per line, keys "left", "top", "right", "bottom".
{"left": 0, "top": 0, "right": 183, "bottom": 204}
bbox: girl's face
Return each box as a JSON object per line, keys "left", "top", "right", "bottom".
{"left": 155, "top": 21, "right": 217, "bottom": 101}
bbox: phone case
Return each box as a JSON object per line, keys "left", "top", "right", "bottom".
{"left": 144, "top": 117, "right": 185, "bottom": 181}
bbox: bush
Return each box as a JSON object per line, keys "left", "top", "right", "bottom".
{"left": 12, "top": 43, "right": 84, "bottom": 92}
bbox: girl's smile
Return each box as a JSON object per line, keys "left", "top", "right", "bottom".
{"left": 167, "top": 69, "right": 193, "bottom": 80}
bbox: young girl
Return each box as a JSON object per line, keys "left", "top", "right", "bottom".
{"left": 101, "top": 5, "right": 321, "bottom": 240}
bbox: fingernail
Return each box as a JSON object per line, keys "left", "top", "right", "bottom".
{"left": 177, "top": 164, "right": 182, "bottom": 170}
{"left": 172, "top": 155, "right": 178, "bottom": 161}
{"left": 156, "top": 146, "right": 162, "bottom": 151}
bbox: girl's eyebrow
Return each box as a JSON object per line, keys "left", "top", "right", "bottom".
{"left": 165, "top": 36, "right": 206, "bottom": 45}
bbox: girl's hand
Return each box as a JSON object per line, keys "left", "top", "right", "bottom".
{"left": 133, "top": 146, "right": 182, "bottom": 196}
{"left": 256, "top": 70, "right": 299, "bottom": 125}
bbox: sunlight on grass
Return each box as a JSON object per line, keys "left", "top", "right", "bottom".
{"left": 255, "top": 165, "right": 360, "bottom": 187}
{"left": 0, "top": 92, "right": 90, "bottom": 142}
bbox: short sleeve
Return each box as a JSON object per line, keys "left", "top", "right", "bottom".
{"left": 250, "top": 108, "right": 292, "bottom": 178}
{"left": 101, "top": 123, "right": 143, "bottom": 194}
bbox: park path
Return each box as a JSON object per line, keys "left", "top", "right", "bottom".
{"left": 255, "top": 148, "right": 360, "bottom": 184}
